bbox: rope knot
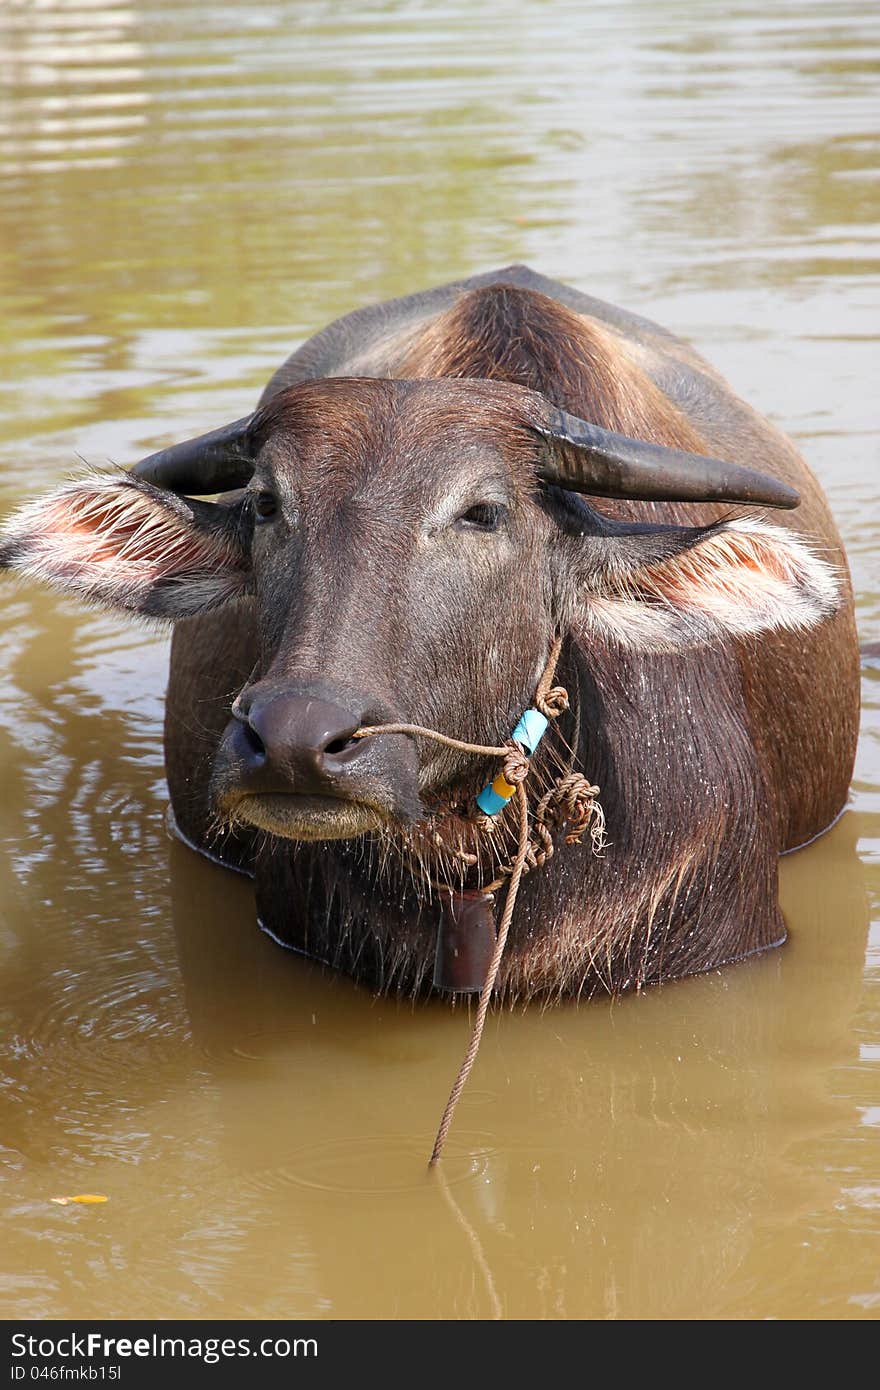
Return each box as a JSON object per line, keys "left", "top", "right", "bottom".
{"left": 533, "top": 637, "right": 569, "bottom": 721}
{"left": 535, "top": 683, "right": 569, "bottom": 720}
{"left": 501, "top": 744, "right": 530, "bottom": 786}
{"left": 555, "top": 773, "right": 607, "bottom": 851}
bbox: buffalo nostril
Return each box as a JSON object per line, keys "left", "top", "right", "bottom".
{"left": 324, "top": 735, "right": 359, "bottom": 756}
{"left": 237, "top": 719, "right": 267, "bottom": 765}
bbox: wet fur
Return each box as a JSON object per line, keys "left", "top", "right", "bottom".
{"left": 164, "top": 275, "right": 858, "bottom": 999}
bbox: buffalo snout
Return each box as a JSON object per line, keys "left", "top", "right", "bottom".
{"left": 233, "top": 689, "right": 365, "bottom": 790}
{"left": 211, "top": 679, "right": 422, "bottom": 839}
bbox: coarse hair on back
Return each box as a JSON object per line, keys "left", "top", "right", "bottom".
{"left": 398, "top": 282, "right": 707, "bottom": 454}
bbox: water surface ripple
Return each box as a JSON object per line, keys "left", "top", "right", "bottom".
{"left": 0, "top": 0, "right": 878, "bottom": 1320}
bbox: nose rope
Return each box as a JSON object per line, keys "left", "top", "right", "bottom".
{"left": 352, "top": 636, "right": 606, "bottom": 1167}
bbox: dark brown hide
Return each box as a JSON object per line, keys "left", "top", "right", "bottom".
{"left": 162, "top": 269, "right": 859, "bottom": 999}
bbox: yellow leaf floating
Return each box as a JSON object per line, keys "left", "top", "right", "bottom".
{"left": 51, "top": 1194, "right": 109, "bottom": 1206}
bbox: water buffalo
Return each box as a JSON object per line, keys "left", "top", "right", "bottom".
{"left": 0, "top": 265, "right": 860, "bottom": 1000}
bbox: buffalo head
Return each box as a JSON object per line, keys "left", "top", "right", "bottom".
{"left": 0, "top": 376, "right": 837, "bottom": 843}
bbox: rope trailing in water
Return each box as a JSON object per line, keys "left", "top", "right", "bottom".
{"left": 353, "top": 637, "right": 605, "bottom": 1166}
{"left": 429, "top": 780, "right": 530, "bottom": 1166}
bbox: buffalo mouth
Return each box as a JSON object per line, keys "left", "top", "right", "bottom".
{"left": 223, "top": 791, "right": 391, "bottom": 841}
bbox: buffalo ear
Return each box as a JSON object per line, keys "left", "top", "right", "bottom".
{"left": 557, "top": 513, "right": 840, "bottom": 652}
{"left": 0, "top": 471, "right": 251, "bottom": 622}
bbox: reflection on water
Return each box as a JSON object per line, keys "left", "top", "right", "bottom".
{"left": 1, "top": 0, "right": 878, "bottom": 1319}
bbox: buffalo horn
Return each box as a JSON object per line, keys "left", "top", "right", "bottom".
{"left": 131, "top": 415, "right": 255, "bottom": 494}
{"left": 537, "top": 407, "right": 800, "bottom": 509}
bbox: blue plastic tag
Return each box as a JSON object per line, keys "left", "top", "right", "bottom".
{"left": 476, "top": 708, "right": 550, "bottom": 815}
{"left": 511, "top": 708, "right": 548, "bottom": 755}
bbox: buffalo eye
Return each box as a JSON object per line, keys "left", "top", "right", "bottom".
{"left": 457, "top": 502, "right": 506, "bottom": 531}
{"left": 252, "top": 490, "right": 278, "bottom": 522}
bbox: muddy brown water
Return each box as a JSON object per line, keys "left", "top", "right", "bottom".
{"left": 1, "top": 0, "right": 878, "bottom": 1320}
